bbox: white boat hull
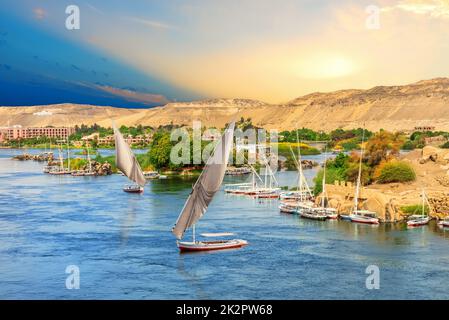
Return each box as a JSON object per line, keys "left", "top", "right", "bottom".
{"left": 177, "top": 239, "right": 248, "bottom": 252}
{"left": 350, "top": 214, "right": 379, "bottom": 225}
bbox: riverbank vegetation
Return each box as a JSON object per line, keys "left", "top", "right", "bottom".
{"left": 313, "top": 130, "right": 416, "bottom": 194}
{"left": 400, "top": 204, "right": 429, "bottom": 216}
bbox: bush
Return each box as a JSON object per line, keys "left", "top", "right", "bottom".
{"left": 376, "top": 160, "right": 416, "bottom": 184}
{"left": 440, "top": 141, "right": 449, "bottom": 149}
{"left": 401, "top": 140, "right": 415, "bottom": 150}
{"left": 401, "top": 204, "right": 429, "bottom": 216}
{"left": 313, "top": 167, "right": 346, "bottom": 195}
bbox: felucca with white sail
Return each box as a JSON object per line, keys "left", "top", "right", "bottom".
{"left": 349, "top": 128, "right": 380, "bottom": 225}
{"left": 113, "top": 122, "right": 146, "bottom": 193}
{"left": 172, "top": 122, "right": 248, "bottom": 252}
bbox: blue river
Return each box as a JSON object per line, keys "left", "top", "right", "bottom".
{"left": 0, "top": 148, "right": 448, "bottom": 299}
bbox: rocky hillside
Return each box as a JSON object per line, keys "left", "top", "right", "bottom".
{"left": 2, "top": 78, "right": 449, "bottom": 131}
{"left": 0, "top": 104, "right": 140, "bottom": 127}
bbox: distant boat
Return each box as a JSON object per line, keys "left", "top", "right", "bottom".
{"left": 438, "top": 217, "right": 449, "bottom": 228}
{"left": 279, "top": 142, "right": 314, "bottom": 204}
{"left": 172, "top": 122, "right": 247, "bottom": 252}
{"left": 407, "top": 189, "right": 430, "bottom": 227}
{"left": 143, "top": 171, "right": 160, "bottom": 179}
{"left": 113, "top": 122, "right": 146, "bottom": 193}
{"left": 348, "top": 127, "right": 379, "bottom": 225}
{"left": 71, "top": 147, "right": 96, "bottom": 176}
{"left": 308, "top": 147, "right": 338, "bottom": 219}
{"left": 48, "top": 140, "right": 72, "bottom": 175}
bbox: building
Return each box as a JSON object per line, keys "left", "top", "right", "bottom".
{"left": 0, "top": 126, "right": 75, "bottom": 142}
{"left": 414, "top": 126, "right": 435, "bottom": 132}
{"left": 424, "top": 135, "right": 448, "bottom": 146}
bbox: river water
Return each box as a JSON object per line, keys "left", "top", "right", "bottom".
{"left": 0, "top": 148, "right": 448, "bottom": 299}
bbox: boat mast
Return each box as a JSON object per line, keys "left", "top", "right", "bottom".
{"left": 58, "top": 142, "right": 64, "bottom": 170}
{"left": 354, "top": 127, "right": 366, "bottom": 214}
{"left": 322, "top": 147, "right": 327, "bottom": 208}
{"left": 87, "top": 146, "right": 92, "bottom": 173}
{"left": 67, "top": 137, "right": 70, "bottom": 172}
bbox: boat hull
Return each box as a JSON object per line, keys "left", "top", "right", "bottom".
{"left": 350, "top": 216, "right": 379, "bottom": 225}
{"left": 177, "top": 239, "right": 248, "bottom": 252}
{"left": 300, "top": 211, "right": 328, "bottom": 221}
{"left": 123, "top": 187, "right": 144, "bottom": 193}
{"left": 407, "top": 218, "right": 429, "bottom": 227}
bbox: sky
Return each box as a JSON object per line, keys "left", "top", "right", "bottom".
{"left": 0, "top": 0, "right": 448, "bottom": 107}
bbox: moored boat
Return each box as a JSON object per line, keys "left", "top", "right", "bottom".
{"left": 407, "top": 190, "right": 431, "bottom": 227}
{"left": 350, "top": 210, "right": 379, "bottom": 224}
{"left": 300, "top": 209, "right": 328, "bottom": 221}
{"left": 348, "top": 127, "right": 380, "bottom": 225}
{"left": 279, "top": 202, "right": 298, "bottom": 214}
{"left": 438, "top": 217, "right": 449, "bottom": 228}
{"left": 407, "top": 216, "right": 430, "bottom": 227}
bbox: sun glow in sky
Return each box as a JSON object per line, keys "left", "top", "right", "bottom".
{"left": 0, "top": 0, "right": 448, "bottom": 106}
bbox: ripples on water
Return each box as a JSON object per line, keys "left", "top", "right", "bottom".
{"left": 0, "top": 149, "right": 449, "bottom": 299}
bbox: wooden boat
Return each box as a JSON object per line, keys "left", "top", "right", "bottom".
{"left": 350, "top": 210, "right": 379, "bottom": 224}
{"left": 279, "top": 202, "right": 298, "bottom": 214}
{"left": 173, "top": 122, "right": 247, "bottom": 253}
{"left": 348, "top": 128, "right": 379, "bottom": 225}
{"left": 253, "top": 189, "right": 279, "bottom": 199}
{"left": 438, "top": 217, "right": 449, "bottom": 228}
{"left": 322, "top": 207, "right": 338, "bottom": 219}
{"left": 225, "top": 167, "right": 251, "bottom": 176}
{"left": 280, "top": 190, "right": 313, "bottom": 201}
{"left": 407, "top": 190, "right": 431, "bottom": 227}
{"left": 113, "top": 122, "right": 146, "bottom": 194}
{"left": 143, "top": 171, "right": 160, "bottom": 179}
{"left": 310, "top": 149, "right": 338, "bottom": 220}
{"left": 123, "top": 185, "right": 144, "bottom": 193}
{"left": 407, "top": 216, "right": 430, "bottom": 227}
{"left": 300, "top": 210, "right": 328, "bottom": 221}
{"left": 178, "top": 234, "right": 248, "bottom": 252}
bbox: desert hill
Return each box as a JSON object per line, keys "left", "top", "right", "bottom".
{"left": 1, "top": 78, "right": 449, "bottom": 132}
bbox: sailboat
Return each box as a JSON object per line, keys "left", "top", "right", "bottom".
{"left": 172, "top": 122, "right": 248, "bottom": 252}
{"left": 113, "top": 123, "right": 146, "bottom": 193}
{"left": 279, "top": 133, "right": 314, "bottom": 203}
{"left": 224, "top": 164, "right": 263, "bottom": 195}
{"left": 407, "top": 189, "right": 431, "bottom": 227}
{"left": 48, "top": 140, "right": 72, "bottom": 175}
{"left": 71, "top": 147, "right": 96, "bottom": 176}
{"left": 309, "top": 149, "right": 338, "bottom": 219}
{"left": 349, "top": 128, "right": 379, "bottom": 225}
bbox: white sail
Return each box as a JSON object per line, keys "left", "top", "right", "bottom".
{"left": 113, "top": 123, "right": 146, "bottom": 187}
{"left": 172, "top": 122, "right": 235, "bottom": 240}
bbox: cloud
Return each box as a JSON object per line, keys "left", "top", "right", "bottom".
{"left": 383, "top": 0, "right": 449, "bottom": 19}
{"left": 33, "top": 8, "right": 46, "bottom": 20}
{"left": 86, "top": 3, "right": 104, "bottom": 15}
{"left": 94, "top": 84, "right": 170, "bottom": 105}
{"left": 123, "top": 17, "right": 176, "bottom": 30}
